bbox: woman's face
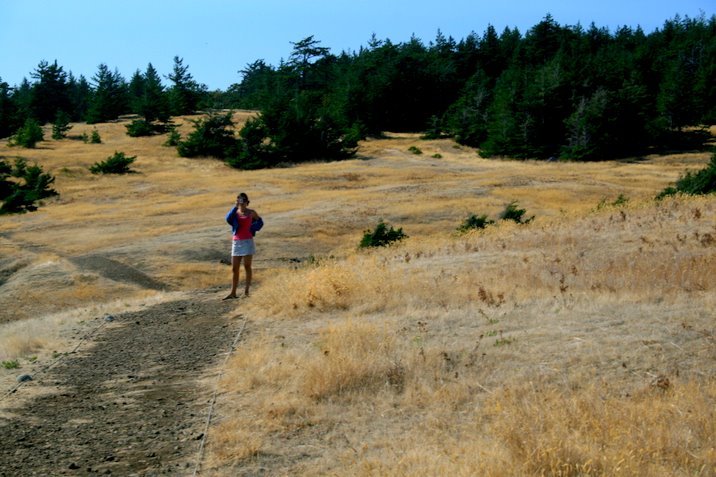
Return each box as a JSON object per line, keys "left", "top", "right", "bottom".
{"left": 236, "top": 196, "right": 248, "bottom": 207}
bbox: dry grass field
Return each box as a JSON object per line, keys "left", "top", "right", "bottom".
{"left": 1, "top": 114, "right": 715, "bottom": 475}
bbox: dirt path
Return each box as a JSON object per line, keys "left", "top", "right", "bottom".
{"left": 0, "top": 293, "right": 242, "bottom": 476}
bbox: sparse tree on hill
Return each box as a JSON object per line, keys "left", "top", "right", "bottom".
{"left": 128, "top": 69, "right": 145, "bottom": 114}
{"left": 126, "top": 64, "right": 171, "bottom": 136}
{"left": 52, "top": 110, "right": 72, "bottom": 139}
{"left": 0, "top": 157, "right": 57, "bottom": 214}
{"left": 141, "top": 63, "right": 170, "bottom": 123}
{"left": 289, "top": 36, "right": 330, "bottom": 87}
{"left": 90, "top": 151, "right": 136, "bottom": 174}
{"left": 167, "top": 56, "right": 205, "bottom": 116}
{"left": 177, "top": 112, "right": 238, "bottom": 159}
{"left": 226, "top": 60, "right": 276, "bottom": 109}
{"left": 10, "top": 118, "right": 44, "bottom": 148}
{"left": 86, "top": 64, "right": 129, "bottom": 124}
{"left": 30, "top": 60, "right": 71, "bottom": 125}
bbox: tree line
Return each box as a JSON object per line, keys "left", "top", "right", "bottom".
{"left": 220, "top": 13, "right": 715, "bottom": 165}
{"left": 1, "top": 13, "right": 715, "bottom": 166}
{"left": 0, "top": 56, "right": 208, "bottom": 139}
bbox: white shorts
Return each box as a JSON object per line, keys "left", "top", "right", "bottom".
{"left": 232, "top": 239, "right": 256, "bottom": 257}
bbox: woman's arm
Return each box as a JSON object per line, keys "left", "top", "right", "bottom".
{"left": 225, "top": 206, "right": 238, "bottom": 224}
{"left": 250, "top": 209, "right": 263, "bottom": 235}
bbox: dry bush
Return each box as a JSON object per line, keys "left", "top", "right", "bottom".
{"left": 252, "top": 256, "right": 406, "bottom": 316}
{"left": 0, "top": 318, "right": 55, "bottom": 360}
{"left": 302, "top": 320, "right": 404, "bottom": 400}
{"left": 484, "top": 379, "right": 716, "bottom": 476}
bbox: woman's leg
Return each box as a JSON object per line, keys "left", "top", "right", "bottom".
{"left": 225, "top": 255, "right": 242, "bottom": 299}
{"left": 243, "top": 255, "right": 253, "bottom": 296}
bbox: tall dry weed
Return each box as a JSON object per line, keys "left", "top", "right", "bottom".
{"left": 246, "top": 196, "right": 715, "bottom": 327}
{"left": 484, "top": 379, "right": 716, "bottom": 476}
{"left": 252, "top": 256, "right": 405, "bottom": 317}
{"left": 302, "top": 320, "right": 403, "bottom": 400}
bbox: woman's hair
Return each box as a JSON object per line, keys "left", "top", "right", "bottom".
{"left": 238, "top": 192, "right": 249, "bottom": 203}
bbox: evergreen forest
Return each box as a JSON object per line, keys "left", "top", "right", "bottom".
{"left": 1, "top": 14, "right": 715, "bottom": 168}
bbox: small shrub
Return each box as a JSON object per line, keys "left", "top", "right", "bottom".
{"left": 82, "top": 129, "right": 102, "bottom": 144}
{"left": 51, "top": 111, "right": 72, "bottom": 140}
{"left": 90, "top": 129, "right": 102, "bottom": 143}
{"left": 421, "top": 115, "right": 446, "bottom": 139}
{"left": 359, "top": 220, "right": 407, "bottom": 248}
{"left": 177, "top": 112, "right": 237, "bottom": 159}
{"left": 457, "top": 214, "right": 495, "bottom": 233}
{"left": 613, "top": 193, "right": 629, "bottom": 207}
{"left": 494, "top": 337, "right": 515, "bottom": 347}
{"left": 126, "top": 119, "right": 170, "bottom": 137}
{"left": 163, "top": 128, "right": 181, "bottom": 147}
{"left": 408, "top": 146, "right": 422, "bottom": 155}
{"left": 90, "top": 151, "right": 136, "bottom": 174}
{"left": 2, "top": 359, "right": 20, "bottom": 369}
{"left": 597, "top": 193, "right": 629, "bottom": 210}
{"left": 657, "top": 153, "right": 716, "bottom": 199}
{"left": 432, "top": 153, "right": 442, "bottom": 159}
{"left": 0, "top": 157, "right": 58, "bottom": 214}
{"left": 10, "top": 118, "right": 44, "bottom": 148}
{"left": 499, "top": 201, "right": 534, "bottom": 224}
{"left": 0, "top": 158, "right": 11, "bottom": 198}
{"left": 125, "top": 119, "right": 155, "bottom": 137}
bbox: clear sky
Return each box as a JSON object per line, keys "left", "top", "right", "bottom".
{"left": 1, "top": 0, "right": 713, "bottom": 91}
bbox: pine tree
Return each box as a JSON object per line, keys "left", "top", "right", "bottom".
{"left": 0, "top": 78, "right": 18, "bottom": 139}
{"left": 51, "top": 110, "right": 72, "bottom": 139}
{"left": 68, "top": 74, "right": 91, "bottom": 122}
{"left": 86, "top": 64, "right": 129, "bottom": 124}
{"left": 10, "top": 118, "right": 44, "bottom": 148}
{"left": 228, "top": 60, "right": 276, "bottom": 109}
{"left": 445, "top": 69, "right": 491, "bottom": 146}
{"left": 140, "top": 63, "right": 169, "bottom": 123}
{"left": 481, "top": 66, "right": 524, "bottom": 157}
{"left": 30, "top": 60, "right": 71, "bottom": 124}
{"left": 0, "top": 158, "right": 57, "bottom": 214}
{"left": 128, "top": 69, "right": 145, "bottom": 114}
{"left": 167, "top": 56, "right": 205, "bottom": 115}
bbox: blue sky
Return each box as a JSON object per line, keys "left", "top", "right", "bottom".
{"left": 1, "top": 0, "right": 713, "bottom": 91}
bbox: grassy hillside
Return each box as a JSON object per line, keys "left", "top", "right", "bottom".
{"left": 1, "top": 116, "right": 715, "bottom": 475}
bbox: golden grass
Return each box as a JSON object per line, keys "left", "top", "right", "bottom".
{"left": 483, "top": 380, "right": 716, "bottom": 476}
{"left": 302, "top": 320, "right": 404, "bottom": 400}
{"left": 207, "top": 196, "right": 716, "bottom": 476}
{"left": 2, "top": 116, "right": 715, "bottom": 475}
{"left": 245, "top": 196, "right": 716, "bottom": 320}
{"left": 157, "top": 260, "right": 228, "bottom": 289}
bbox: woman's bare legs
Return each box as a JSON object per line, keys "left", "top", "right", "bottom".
{"left": 224, "top": 256, "right": 243, "bottom": 299}
{"left": 243, "top": 255, "right": 253, "bottom": 296}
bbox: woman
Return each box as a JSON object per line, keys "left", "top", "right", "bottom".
{"left": 224, "top": 192, "right": 262, "bottom": 299}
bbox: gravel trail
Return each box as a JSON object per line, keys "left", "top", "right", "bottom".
{"left": 0, "top": 294, "right": 242, "bottom": 476}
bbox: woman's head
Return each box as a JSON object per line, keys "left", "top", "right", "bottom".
{"left": 237, "top": 192, "right": 250, "bottom": 205}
